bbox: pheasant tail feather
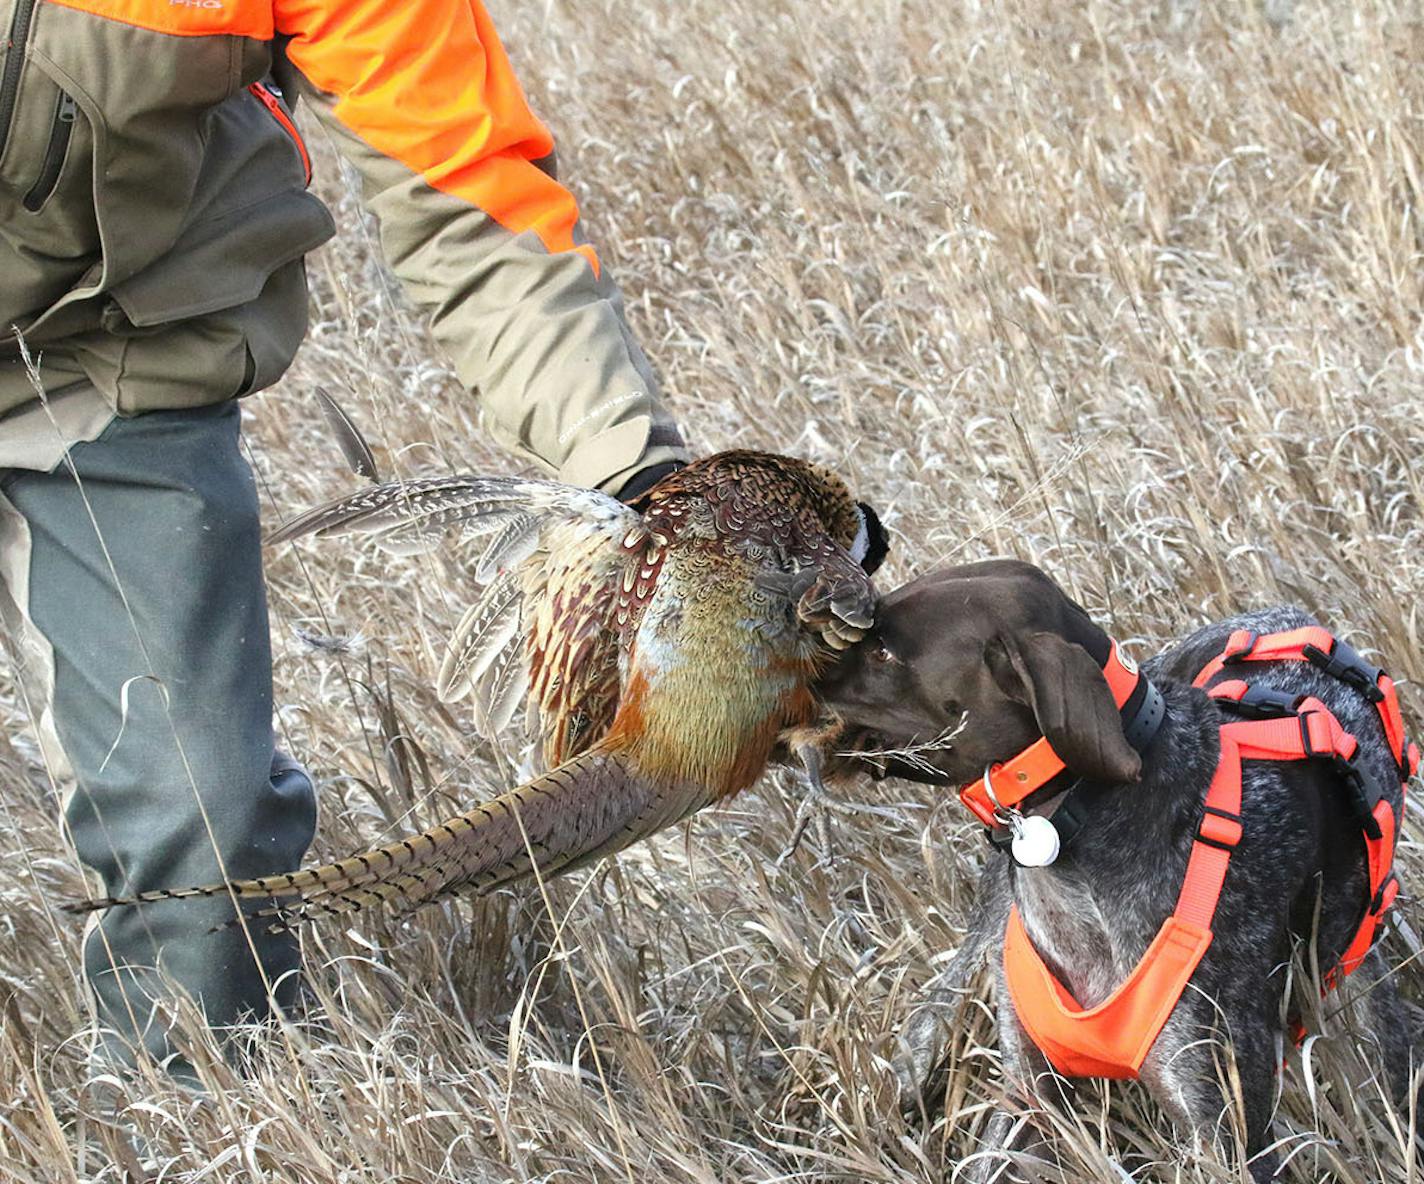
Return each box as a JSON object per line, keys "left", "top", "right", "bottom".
{"left": 64, "top": 747, "right": 713, "bottom": 925}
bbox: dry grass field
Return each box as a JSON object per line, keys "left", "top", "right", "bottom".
{"left": 4, "top": 0, "right": 1424, "bottom": 1180}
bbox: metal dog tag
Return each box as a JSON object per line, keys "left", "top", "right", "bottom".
{"left": 1010, "top": 814, "right": 1061, "bottom": 868}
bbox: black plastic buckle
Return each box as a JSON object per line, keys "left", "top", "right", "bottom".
{"left": 1221, "top": 684, "right": 1301, "bottom": 720}
{"left": 1320, "top": 749, "right": 1386, "bottom": 841}
{"left": 1221, "top": 631, "right": 1259, "bottom": 665}
{"left": 1400, "top": 736, "right": 1418, "bottom": 783}
{"left": 1304, "top": 639, "right": 1386, "bottom": 705}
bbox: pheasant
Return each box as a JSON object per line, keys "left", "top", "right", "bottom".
{"left": 67, "top": 451, "right": 886, "bottom": 927}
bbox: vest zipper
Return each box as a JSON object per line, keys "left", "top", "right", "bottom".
{"left": 248, "top": 81, "right": 312, "bottom": 186}
{"left": 0, "top": 0, "right": 38, "bottom": 161}
{"left": 22, "top": 90, "right": 75, "bottom": 211}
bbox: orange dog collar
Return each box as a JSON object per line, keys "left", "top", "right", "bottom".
{"left": 957, "top": 640, "right": 1152, "bottom": 828}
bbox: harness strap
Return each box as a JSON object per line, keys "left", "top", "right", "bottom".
{"left": 1003, "top": 908, "right": 1213, "bottom": 1080}
{"left": 1175, "top": 734, "right": 1244, "bottom": 931}
{"left": 1003, "top": 725, "right": 1243, "bottom": 1079}
{"left": 1207, "top": 644, "right": 1409, "bottom": 989}
{"left": 1207, "top": 683, "right": 1400, "bottom": 982}
{"left": 1194, "top": 626, "right": 1419, "bottom": 781}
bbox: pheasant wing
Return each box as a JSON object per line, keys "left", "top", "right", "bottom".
{"left": 269, "top": 476, "right": 645, "bottom": 760}
{"left": 755, "top": 543, "right": 878, "bottom": 651}
{"left": 521, "top": 517, "right": 639, "bottom": 767}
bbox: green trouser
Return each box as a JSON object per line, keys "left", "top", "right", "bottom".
{"left": 0, "top": 375, "right": 317, "bottom": 1075}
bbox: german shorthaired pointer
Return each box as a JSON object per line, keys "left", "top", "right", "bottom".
{"left": 816, "top": 559, "right": 1420, "bottom": 1181}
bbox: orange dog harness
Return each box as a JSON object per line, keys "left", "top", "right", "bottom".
{"left": 976, "top": 627, "right": 1416, "bottom": 1080}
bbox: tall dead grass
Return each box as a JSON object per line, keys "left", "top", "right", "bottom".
{"left": 3, "top": 0, "right": 1423, "bottom": 1180}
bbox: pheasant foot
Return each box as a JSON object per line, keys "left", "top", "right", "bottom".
{"left": 777, "top": 742, "right": 873, "bottom": 869}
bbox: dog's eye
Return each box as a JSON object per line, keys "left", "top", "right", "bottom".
{"left": 871, "top": 642, "right": 900, "bottom": 665}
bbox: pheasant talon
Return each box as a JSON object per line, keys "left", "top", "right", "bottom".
{"left": 776, "top": 786, "right": 841, "bottom": 870}
{"left": 776, "top": 806, "right": 815, "bottom": 869}
{"left": 776, "top": 742, "right": 845, "bottom": 868}
{"left": 813, "top": 796, "right": 835, "bottom": 868}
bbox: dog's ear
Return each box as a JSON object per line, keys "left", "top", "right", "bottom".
{"left": 986, "top": 630, "right": 1142, "bottom": 783}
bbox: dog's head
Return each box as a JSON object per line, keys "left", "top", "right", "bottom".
{"left": 817, "top": 559, "right": 1144, "bottom": 787}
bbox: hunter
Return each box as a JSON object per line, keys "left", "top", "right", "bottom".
{"left": 0, "top": 0, "right": 686, "bottom": 1076}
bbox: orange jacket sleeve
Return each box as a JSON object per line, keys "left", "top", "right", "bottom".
{"left": 274, "top": 0, "right": 687, "bottom": 491}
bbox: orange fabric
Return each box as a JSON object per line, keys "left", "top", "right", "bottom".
{"left": 1172, "top": 733, "right": 1244, "bottom": 930}
{"left": 1005, "top": 909, "right": 1214, "bottom": 1079}
{"left": 1004, "top": 718, "right": 1243, "bottom": 1079}
{"left": 45, "top": 0, "right": 275, "bottom": 38}
{"left": 1194, "top": 626, "right": 1416, "bottom": 779}
{"left": 959, "top": 641, "right": 1142, "bottom": 826}
{"left": 1377, "top": 673, "right": 1415, "bottom": 777}
{"left": 51, "top": 0, "right": 598, "bottom": 272}
{"left": 1003, "top": 628, "right": 1410, "bottom": 1081}
{"left": 275, "top": 0, "right": 600, "bottom": 274}
{"left": 1190, "top": 626, "right": 1336, "bottom": 689}
{"left": 959, "top": 736, "right": 1064, "bottom": 827}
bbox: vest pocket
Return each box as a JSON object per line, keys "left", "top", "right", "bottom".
{"left": 22, "top": 90, "right": 76, "bottom": 212}
{"left": 103, "top": 187, "right": 333, "bottom": 328}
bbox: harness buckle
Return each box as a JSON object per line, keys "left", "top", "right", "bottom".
{"left": 1371, "top": 872, "right": 1400, "bottom": 917}
{"left": 1292, "top": 709, "right": 1387, "bottom": 840}
{"left": 1303, "top": 639, "right": 1386, "bottom": 705}
{"left": 1222, "top": 684, "right": 1301, "bottom": 720}
{"left": 1324, "top": 751, "right": 1386, "bottom": 841}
